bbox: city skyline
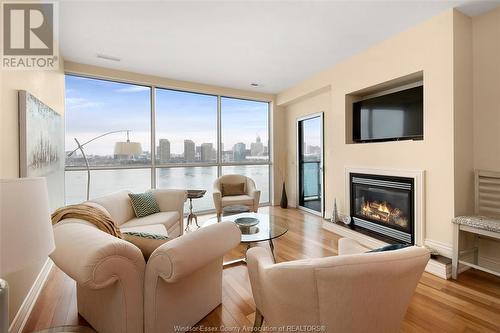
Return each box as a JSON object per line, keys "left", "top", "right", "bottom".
{"left": 66, "top": 134, "right": 268, "bottom": 166}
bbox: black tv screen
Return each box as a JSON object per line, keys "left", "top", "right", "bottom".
{"left": 353, "top": 86, "right": 423, "bottom": 142}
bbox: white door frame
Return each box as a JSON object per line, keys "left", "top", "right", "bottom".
{"left": 296, "top": 112, "right": 324, "bottom": 217}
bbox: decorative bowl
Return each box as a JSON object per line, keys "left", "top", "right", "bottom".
{"left": 234, "top": 217, "right": 260, "bottom": 227}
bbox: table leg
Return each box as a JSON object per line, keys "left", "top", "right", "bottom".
{"left": 452, "top": 224, "right": 459, "bottom": 279}
{"left": 185, "top": 198, "right": 195, "bottom": 231}
{"left": 269, "top": 239, "right": 276, "bottom": 263}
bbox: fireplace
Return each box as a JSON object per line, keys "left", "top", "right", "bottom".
{"left": 350, "top": 173, "right": 414, "bottom": 244}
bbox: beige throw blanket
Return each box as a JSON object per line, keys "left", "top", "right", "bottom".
{"left": 52, "top": 203, "right": 123, "bottom": 238}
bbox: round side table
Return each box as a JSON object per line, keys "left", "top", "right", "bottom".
{"left": 185, "top": 189, "right": 206, "bottom": 231}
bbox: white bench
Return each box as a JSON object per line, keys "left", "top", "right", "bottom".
{"left": 452, "top": 170, "right": 500, "bottom": 279}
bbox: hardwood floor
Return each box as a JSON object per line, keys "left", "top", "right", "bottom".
{"left": 23, "top": 207, "right": 500, "bottom": 332}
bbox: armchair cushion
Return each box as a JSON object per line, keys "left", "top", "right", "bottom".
{"left": 222, "top": 182, "right": 246, "bottom": 196}
{"left": 221, "top": 194, "right": 254, "bottom": 206}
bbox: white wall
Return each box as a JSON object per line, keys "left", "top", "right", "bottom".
{"left": 0, "top": 63, "right": 65, "bottom": 323}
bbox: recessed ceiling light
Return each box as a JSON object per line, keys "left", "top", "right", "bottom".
{"left": 96, "top": 53, "right": 121, "bottom": 62}
{"left": 250, "top": 83, "right": 259, "bottom": 87}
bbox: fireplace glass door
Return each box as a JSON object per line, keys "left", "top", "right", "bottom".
{"left": 350, "top": 174, "right": 414, "bottom": 243}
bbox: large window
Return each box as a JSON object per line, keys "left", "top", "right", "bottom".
{"left": 65, "top": 74, "right": 271, "bottom": 212}
{"left": 156, "top": 89, "right": 217, "bottom": 164}
{"left": 221, "top": 97, "right": 269, "bottom": 163}
{"left": 65, "top": 75, "right": 151, "bottom": 167}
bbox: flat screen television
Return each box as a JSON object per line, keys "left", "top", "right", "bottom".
{"left": 352, "top": 85, "right": 423, "bottom": 142}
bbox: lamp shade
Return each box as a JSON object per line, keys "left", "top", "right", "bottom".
{"left": 0, "top": 178, "right": 55, "bottom": 276}
{"left": 114, "top": 141, "right": 142, "bottom": 156}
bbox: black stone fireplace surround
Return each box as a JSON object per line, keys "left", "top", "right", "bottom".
{"left": 350, "top": 173, "right": 415, "bottom": 244}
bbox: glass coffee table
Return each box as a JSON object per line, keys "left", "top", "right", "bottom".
{"left": 203, "top": 212, "right": 288, "bottom": 265}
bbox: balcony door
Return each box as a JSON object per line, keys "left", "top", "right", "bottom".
{"left": 297, "top": 113, "right": 324, "bottom": 216}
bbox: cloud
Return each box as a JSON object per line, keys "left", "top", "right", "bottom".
{"left": 65, "top": 97, "right": 101, "bottom": 110}
{"left": 115, "top": 86, "right": 150, "bottom": 93}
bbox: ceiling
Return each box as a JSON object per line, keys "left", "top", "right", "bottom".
{"left": 59, "top": 1, "right": 500, "bottom": 94}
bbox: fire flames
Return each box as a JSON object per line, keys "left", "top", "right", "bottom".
{"left": 360, "top": 201, "right": 408, "bottom": 228}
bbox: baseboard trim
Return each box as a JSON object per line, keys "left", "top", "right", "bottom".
{"left": 424, "top": 239, "right": 452, "bottom": 258}
{"left": 9, "top": 258, "right": 53, "bottom": 333}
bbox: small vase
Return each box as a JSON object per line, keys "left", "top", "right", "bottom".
{"left": 280, "top": 182, "right": 288, "bottom": 208}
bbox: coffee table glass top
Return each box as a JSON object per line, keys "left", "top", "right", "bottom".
{"left": 204, "top": 213, "right": 288, "bottom": 243}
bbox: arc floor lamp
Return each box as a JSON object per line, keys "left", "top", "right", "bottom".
{"left": 66, "top": 130, "right": 142, "bottom": 200}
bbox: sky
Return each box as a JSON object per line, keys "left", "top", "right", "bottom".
{"left": 65, "top": 75, "right": 269, "bottom": 155}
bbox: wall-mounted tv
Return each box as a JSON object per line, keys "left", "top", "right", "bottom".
{"left": 352, "top": 85, "right": 423, "bottom": 143}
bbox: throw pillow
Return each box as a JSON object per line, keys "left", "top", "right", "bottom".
{"left": 367, "top": 243, "right": 410, "bottom": 253}
{"left": 222, "top": 183, "right": 246, "bottom": 196}
{"left": 123, "top": 231, "right": 169, "bottom": 260}
{"left": 128, "top": 192, "right": 160, "bottom": 218}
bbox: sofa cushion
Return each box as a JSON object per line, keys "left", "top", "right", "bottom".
{"left": 121, "top": 211, "right": 180, "bottom": 230}
{"left": 90, "top": 190, "right": 135, "bottom": 225}
{"left": 222, "top": 194, "right": 254, "bottom": 206}
{"left": 128, "top": 192, "right": 160, "bottom": 218}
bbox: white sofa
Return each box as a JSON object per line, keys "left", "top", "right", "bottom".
{"left": 90, "top": 189, "right": 187, "bottom": 237}
{"left": 247, "top": 238, "right": 430, "bottom": 333}
{"left": 213, "top": 174, "right": 261, "bottom": 219}
{"left": 51, "top": 218, "right": 241, "bottom": 333}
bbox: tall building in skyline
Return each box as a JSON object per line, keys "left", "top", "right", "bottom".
{"left": 233, "top": 142, "right": 246, "bottom": 161}
{"left": 184, "top": 139, "right": 195, "bottom": 162}
{"left": 201, "top": 143, "right": 215, "bottom": 162}
{"left": 158, "top": 139, "right": 171, "bottom": 163}
{"left": 250, "top": 135, "right": 264, "bottom": 156}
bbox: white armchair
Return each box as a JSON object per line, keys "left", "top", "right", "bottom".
{"left": 51, "top": 219, "right": 241, "bottom": 333}
{"left": 247, "top": 238, "right": 430, "bottom": 333}
{"left": 213, "top": 174, "right": 261, "bottom": 219}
